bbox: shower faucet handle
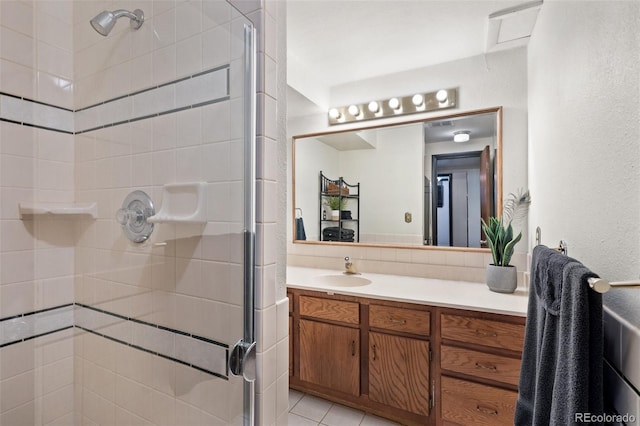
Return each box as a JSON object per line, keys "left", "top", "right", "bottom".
{"left": 116, "top": 190, "right": 155, "bottom": 243}
{"left": 116, "top": 207, "right": 147, "bottom": 226}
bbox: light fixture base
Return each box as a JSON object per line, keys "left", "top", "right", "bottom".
{"left": 328, "top": 88, "right": 457, "bottom": 125}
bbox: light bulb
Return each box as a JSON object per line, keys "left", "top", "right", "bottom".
{"left": 328, "top": 108, "right": 341, "bottom": 119}
{"left": 412, "top": 94, "right": 424, "bottom": 107}
{"left": 388, "top": 97, "right": 400, "bottom": 110}
{"left": 368, "top": 101, "right": 379, "bottom": 113}
{"left": 348, "top": 105, "right": 360, "bottom": 116}
{"left": 436, "top": 89, "right": 448, "bottom": 103}
{"left": 453, "top": 131, "right": 470, "bottom": 143}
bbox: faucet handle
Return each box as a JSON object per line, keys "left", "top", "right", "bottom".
{"left": 345, "top": 256, "right": 350, "bottom": 262}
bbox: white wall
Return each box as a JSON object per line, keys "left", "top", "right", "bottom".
{"left": 528, "top": 1, "right": 640, "bottom": 281}
{"left": 340, "top": 124, "right": 423, "bottom": 243}
{"left": 294, "top": 138, "right": 340, "bottom": 240}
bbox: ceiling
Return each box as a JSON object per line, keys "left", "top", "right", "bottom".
{"left": 423, "top": 111, "right": 497, "bottom": 143}
{"left": 287, "top": 0, "right": 541, "bottom": 116}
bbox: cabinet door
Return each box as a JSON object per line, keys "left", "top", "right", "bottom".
{"left": 299, "top": 319, "right": 360, "bottom": 396}
{"left": 369, "top": 332, "right": 430, "bottom": 416}
{"left": 289, "top": 316, "right": 293, "bottom": 376}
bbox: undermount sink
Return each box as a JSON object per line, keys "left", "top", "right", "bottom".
{"left": 311, "top": 274, "right": 372, "bottom": 287}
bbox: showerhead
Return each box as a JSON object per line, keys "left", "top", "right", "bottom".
{"left": 90, "top": 9, "right": 144, "bottom": 36}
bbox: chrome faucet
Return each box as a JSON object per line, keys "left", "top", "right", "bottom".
{"left": 344, "top": 256, "right": 359, "bottom": 275}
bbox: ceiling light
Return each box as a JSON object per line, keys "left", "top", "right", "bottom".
{"left": 368, "top": 101, "right": 379, "bottom": 113}
{"left": 328, "top": 108, "right": 341, "bottom": 119}
{"left": 411, "top": 94, "right": 424, "bottom": 107}
{"left": 388, "top": 98, "right": 400, "bottom": 110}
{"left": 348, "top": 105, "right": 360, "bottom": 116}
{"left": 453, "top": 130, "right": 471, "bottom": 143}
{"left": 436, "top": 89, "right": 448, "bottom": 102}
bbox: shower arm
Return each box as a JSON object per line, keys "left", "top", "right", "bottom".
{"left": 112, "top": 9, "right": 144, "bottom": 29}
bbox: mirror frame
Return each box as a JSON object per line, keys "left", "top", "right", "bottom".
{"left": 291, "top": 106, "right": 503, "bottom": 252}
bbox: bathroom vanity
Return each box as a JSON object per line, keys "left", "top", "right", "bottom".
{"left": 287, "top": 267, "right": 528, "bottom": 426}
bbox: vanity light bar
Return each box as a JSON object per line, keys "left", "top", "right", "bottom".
{"left": 328, "top": 88, "right": 457, "bottom": 125}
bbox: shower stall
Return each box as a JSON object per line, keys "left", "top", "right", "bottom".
{"left": 0, "top": 1, "right": 259, "bottom": 424}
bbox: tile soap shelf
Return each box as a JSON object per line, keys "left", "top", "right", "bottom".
{"left": 19, "top": 202, "right": 98, "bottom": 219}
{"left": 147, "top": 182, "right": 206, "bottom": 224}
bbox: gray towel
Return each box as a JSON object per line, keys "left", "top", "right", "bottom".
{"left": 295, "top": 217, "right": 306, "bottom": 240}
{"left": 515, "top": 246, "right": 603, "bottom": 425}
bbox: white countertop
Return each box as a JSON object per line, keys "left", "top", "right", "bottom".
{"left": 287, "top": 266, "right": 529, "bottom": 317}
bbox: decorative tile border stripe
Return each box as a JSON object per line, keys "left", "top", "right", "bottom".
{"left": 75, "top": 304, "right": 229, "bottom": 380}
{"left": 0, "top": 65, "right": 230, "bottom": 136}
{"left": 0, "top": 303, "right": 229, "bottom": 380}
{"left": 0, "top": 94, "right": 74, "bottom": 133}
{"left": 0, "top": 304, "right": 75, "bottom": 348}
{"left": 75, "top": 66, "right": 229, "bottom": 134}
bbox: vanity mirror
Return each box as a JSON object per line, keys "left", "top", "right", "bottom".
{"left": 292, "top": 107, "right": 502, "bottom": 249}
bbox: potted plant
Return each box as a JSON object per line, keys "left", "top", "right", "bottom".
{"left": 325, "top": 196, "right": 347, "bottom": 221}
{"left": 481, "top": 189, "right": 531, "bottom": 293}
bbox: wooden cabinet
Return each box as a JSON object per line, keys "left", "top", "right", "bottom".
{"left": 369, "top": 332, "right": 429, "bottom": 416}
{"left": 441, "top": 377, "right": 517, "bottom": 426}
{"left": 439, "top": 311, "right": 525, "bottom": 426}
{"left": 369, "top": 304, "right": 430, "bottom": 336}
{"left": 288, "top": 293, "right": 293, "bottom": 376}
{"left": 288, "top": 288, "right": 525, "bottom": 426}
{"left": 293, "top": 293, "right": 361, "bottom": 398}
{"left": 290, "top": 289, "right": 432, "bottom": 426}
{"left": 299, "top": 319, "right": 360, "bottom": 396}
{"left": 440, "top": 345, "right": 521, "bottom": 386}
{"left": 368, "top": 303, "right": 431, "bottom": 418}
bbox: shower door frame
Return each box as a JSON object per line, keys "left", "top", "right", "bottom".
{"left": 240, "top": 21, "right": 257, "bottom": 426}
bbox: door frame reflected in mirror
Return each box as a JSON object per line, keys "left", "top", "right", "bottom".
{"left": 292, "top": 106, "right": 503, "bottom": 252}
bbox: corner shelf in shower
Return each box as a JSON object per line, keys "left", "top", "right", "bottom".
{"left": 19, "top": 202, "right": 98, "bottom": 219}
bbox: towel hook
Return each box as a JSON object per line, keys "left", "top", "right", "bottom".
{"left": 558, "top": 240, "right": 568, "bottom": 256}
{"left": 295, "top": 208, "right": 303, "bottom": 218}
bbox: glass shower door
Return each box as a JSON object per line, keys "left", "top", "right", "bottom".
{"left": 0, "top": 1, "right": 255, "bottom": 425}
{"left": 72, "top": 7, "right": 257, "bottom": 425}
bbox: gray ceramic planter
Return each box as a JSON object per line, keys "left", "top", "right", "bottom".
{"left": 486, "top": 264, "right": 517, "bottom": 293}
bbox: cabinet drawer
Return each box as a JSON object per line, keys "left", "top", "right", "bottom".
{"left": 441, "top": 376, "right": 517, "bottom": 426}
{"left": 369, "top": 305, "right": 430, "bottom": 336}
{"left": 299, "top": 296, "right": 359, "bottom": 324}
{"left": 440, "top": 345, "right": 521, "bottom": 386}
{"left": 441, "top": 314, "right": 524, "bottom": 352}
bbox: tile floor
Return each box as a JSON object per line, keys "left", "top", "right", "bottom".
{"left": 288, "top": 389, "right": 402, "bottom": 426}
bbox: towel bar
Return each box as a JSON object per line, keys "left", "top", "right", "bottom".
{"left": 588, "top": 277, "right": 640, "bottom": 294}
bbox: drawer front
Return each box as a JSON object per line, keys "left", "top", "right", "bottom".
{"left": 369, "top": 305, "right": 430, "bottom": 336}
{"left": 299, "top": 296, "right": 359, "bottom": 324}
{"left": 440, "top": 345, "right": 521, "bottom": 386}
{"left": 441, "top": 314, "right": 524, "bottom": 352}
{"left": 441, "top": 376, "right": 517, "bottom": 426}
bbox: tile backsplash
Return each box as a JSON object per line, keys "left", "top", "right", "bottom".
{"left": 287, "top": 242, "right": 529, "bottom": 287}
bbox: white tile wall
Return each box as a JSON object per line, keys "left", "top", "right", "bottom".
{"left": 0, "top": 0, "right": 283, "bottom": 425}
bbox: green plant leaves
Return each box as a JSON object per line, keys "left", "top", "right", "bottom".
{"left": 482, "top": 188, "right": 530, "bottom": 267}
{"left": 325, "top": 196, "right": 346, "bottom": 210}
{"left": 482, "top": 217, "right": 521, "bottom": 266}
